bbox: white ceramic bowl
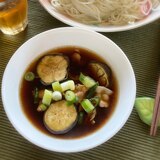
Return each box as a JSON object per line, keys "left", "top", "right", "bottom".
{"left": 39, "top": 0, "right": 160, "bottom": 32}
{"left": 2, "top": 27, "right": 136, "bottom": 153}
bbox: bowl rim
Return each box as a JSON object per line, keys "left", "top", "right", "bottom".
{"left": 39, "top": 0, "right": 160, "bottom": 32}
{"left": 1, "top": 27, "right": 136, "bottom": 153}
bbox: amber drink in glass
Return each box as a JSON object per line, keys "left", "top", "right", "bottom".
{"left": 0, "top": 0, "right": 28, "bottom": 35}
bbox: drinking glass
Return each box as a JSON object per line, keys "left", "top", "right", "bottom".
{"left": 0, "top": 0, "right": 28, "bottom": 35}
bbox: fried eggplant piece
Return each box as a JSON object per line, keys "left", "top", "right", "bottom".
{"left": 87, "top": 62, "right": 111, "bottom": 87}
{"left": 44, "top": 100, "right": 78, "bottom": 134}
{"left": 37, "top": 54, "right": 69, "bottom": 85}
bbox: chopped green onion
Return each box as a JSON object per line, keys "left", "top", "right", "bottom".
{"left": 86, "top": 82, "right": 99, "bottom": 99}
{"left": 65, "top": 90, "right": 76, "bottom": 101}
{"left": 65, "top": 90, "right": 77, "bottom": 105}
{"left": 61, "top": 80, "right": 75, "bottom": 92}
{"left": 37, "top": 103, "right": 47, "bottom": 112}
{"left": 24, "top": 72, "right": 35, "bottom": 81}
{"left": 42, "top": 89, "right": 52, "bottom": 106}
{"left": 75, "top": 96, "right": 79, "bottom": 104}
{"left": 78, "top": 112, "right": 84, "bottom": 125}
{"left": 52, "top": 91, "right": 62, "bottom": 101}
{"left": 90, "top": 96, "right": 100, "bottom": 107}
{"left": 52, "top": 81, "right": 62, "bottom": 92}
{"left": 79, "top": 73, "right": 96, "bottom": 88}
{"left": 67, "top": 96, "right": 79, "bottom": 106}
{"left": 81, "top": 99, "right": 95, "bottom": 113}
{"left": 33, "top": 87, "right": 39, "bottom": 104}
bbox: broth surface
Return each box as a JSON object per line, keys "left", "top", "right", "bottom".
{"left": 20, "top": 46, "right": 118, "bottom": 139}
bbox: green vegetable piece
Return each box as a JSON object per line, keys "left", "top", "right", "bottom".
{"left": 90, "top": 96, "right": 100, "bottom": 107}
{"left": 24, "top": 72, "right": 35, "bottom": 81}
{"left": 52, "top": 81, "right": 62, "bottom": 92}
{"left": 61, "top": 80, "right": 75, "bottom": 92}
{"left": 86, "top": 82, "right": 99, "bottom": 99}
{"left": 65, "top": 90, "right": 76, "bottom": 101}
{"left": 67, "top": 96, "right": 79, "bottom": 106}
{"left": 65, "top": 90, "right": 77, "bottom": 105}
{"left": 37, "top": 104, "right": 47, "bottom": 112}
{"left": 81, "top": 99, "right": 95, "bottom": 113}
{"left": 78, "top": 112, "right": 84, "bottom": 125}
{"left": 135, "top": 97, "right": 160, "bottom": 126}
{"left": 42, "top": 89, "right": 52, "bottom": 106}
{"left": 33, "top": 87, "right": 39, "bottom": 104}
{"left": 79, "top": 73, "right": 96, "bottom": 88}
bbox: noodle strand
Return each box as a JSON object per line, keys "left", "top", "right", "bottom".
{"left": 50, "top": 0, "right": 160, "bottom": 25}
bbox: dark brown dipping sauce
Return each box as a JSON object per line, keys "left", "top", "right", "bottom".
{"left": 20, "top": 46, "right": 118, "bottom": 139}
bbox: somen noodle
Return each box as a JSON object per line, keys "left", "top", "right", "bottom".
{"left": 50, "top": 0, "right": 160, "bottom": 25}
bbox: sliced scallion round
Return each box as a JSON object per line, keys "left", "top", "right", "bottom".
{"left": 81, "top": 99, "right": 95, "bottom": 113}
{"left": 90, "top": 96, "right": 100, "bottom": 107}
{"left": 65, "top": 90, "right": 77, "bottom": 105}
{"left": 24, "top": 72, "right": 35, "bottom": 81}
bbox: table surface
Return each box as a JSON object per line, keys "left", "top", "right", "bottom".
{"left": 0, "top": 1, "right": 160, "bottom": 160}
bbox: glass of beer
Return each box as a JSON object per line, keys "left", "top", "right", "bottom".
{"left": 0, "top": 0, "right": 28, "bottom": 35}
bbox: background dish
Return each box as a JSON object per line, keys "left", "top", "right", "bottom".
{"left": 39, "top": 0, "right": 160, "bottom": 32}
{"left": 2, "top": 27, "right": 136, "bottom": 152}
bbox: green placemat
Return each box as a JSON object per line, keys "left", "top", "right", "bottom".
{"left": 0, "top": 1, "right": 160, "bottom": 160}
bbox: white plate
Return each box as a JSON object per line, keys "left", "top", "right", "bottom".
{"left": 39, "top": 0, "right": 160, "bottom": 32}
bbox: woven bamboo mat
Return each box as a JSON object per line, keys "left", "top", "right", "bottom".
{"left": 0, "top": 1, "right": 160, "bottom": 160}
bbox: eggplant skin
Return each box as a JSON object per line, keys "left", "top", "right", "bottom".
{"left": 37, "top": 54, "right": 69, "bottom": 85}
{"left": 44, "top": 100, "right": 78, "bottom": 134}
{"left": 87, "top": 62, "right": 111, "bottom": 87}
